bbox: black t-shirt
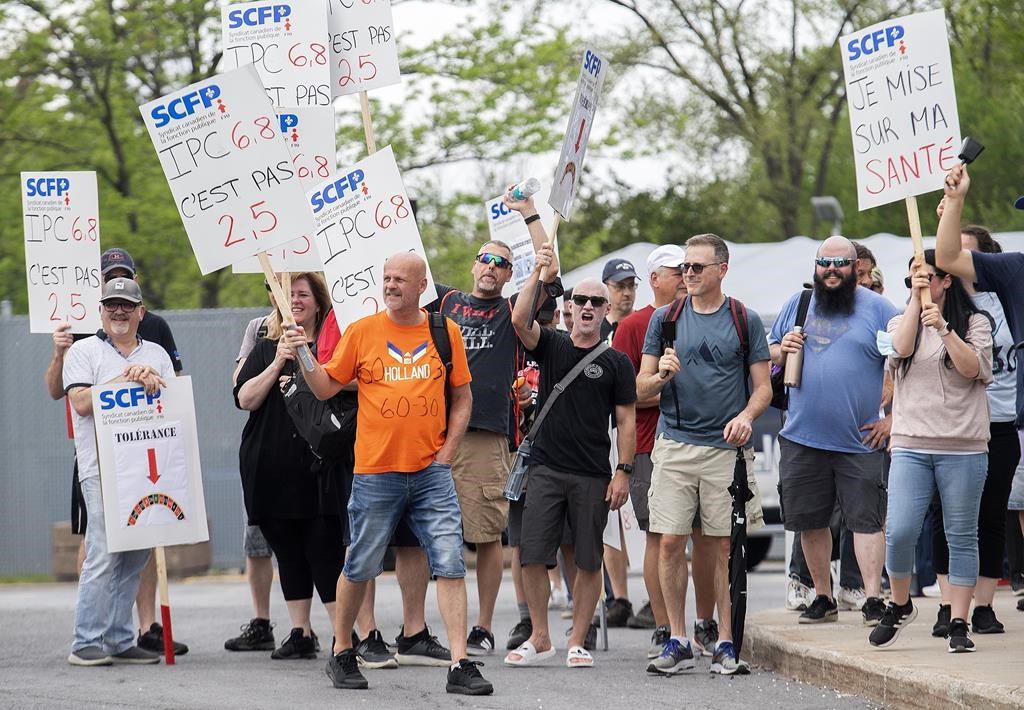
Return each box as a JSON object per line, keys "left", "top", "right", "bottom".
{"left": 75, "top": 311, "right": 183, "bottom": 372}
{"left": 529, "top": 328, "right": 637, "bottom": 477}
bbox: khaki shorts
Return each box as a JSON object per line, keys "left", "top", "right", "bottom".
{"left": 452, "top": 430, "right": 512, "bottom": 543}
{"left": 648, "top": 437, "right": 764, "bottom": 537}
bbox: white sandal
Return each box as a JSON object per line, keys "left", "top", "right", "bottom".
{"left": 566, "top": 645, "right": 594, "bottom": 668}
{"left": 504, "top": 641, "right": 556, "bottom": 666}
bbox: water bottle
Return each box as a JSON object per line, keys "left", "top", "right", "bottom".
{"left": 783, "top": 326, "right": 804, "bottom": 388}
{"left": 286, "top": 325, "right": 317, "bottom": 372}
{"left": 509, "top": 178, "right": 541, "bottom": 201}
{"left": 503, "top": 440, "right": 532, "bottom": 501}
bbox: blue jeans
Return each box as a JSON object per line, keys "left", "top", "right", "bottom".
{"left": 885, "top": 451, "right": 987, "bottom": 587}
{"left": 71, "top": 476, "right": 152, "bottom": 654}
{"left": 343, "top": 462, "right": 465, "bottom": 582}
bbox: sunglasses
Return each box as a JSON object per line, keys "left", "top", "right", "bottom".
{"left": 476, "top": 252, "right": 512, "bottom": 269}
{"left": 572, "top": 294, "right": 608, "bottom": 308}
{"left": 102, "top": 301, "right": 139, "bottom": 312}
{"left": 681, "top": 262, "right": 721, "bottom": 274}
{"left": 815, "top": 257, "right": 854, "bottom": 268}
{"left": 904, "top": 273, "right": 936, "bottom": 288}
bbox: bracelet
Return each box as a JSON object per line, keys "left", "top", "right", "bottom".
{"left": 937, "top": 324, "right": 951, "bottom": 337}
{"left": 524, "top": 214, "right": 541, "bottom": 225}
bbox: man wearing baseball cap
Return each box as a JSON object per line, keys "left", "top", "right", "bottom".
{"left": 600, "top": 258, "right": 639, "bottom": 342}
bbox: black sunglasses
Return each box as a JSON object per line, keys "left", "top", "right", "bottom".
{"left": 904, "top": 273, "right": 936, "bottom": 288}
{"left": 681, "top": 262, "right": 721, "bottom": 274}
{"left": 102, "top": 301, "right": 139, "bottom": 312}
{"left": 572, "top": 294, "right": 608, "bottom": 308}
{"left": 815, "top": 257, "right": 854, "bottom": 268}
{"left": 476, "top": 252, "right": 513, "bottom": 269}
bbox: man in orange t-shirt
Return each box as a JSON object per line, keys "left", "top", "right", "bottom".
{"left": 283, "top": 252, "right": 491, "bottom": 696}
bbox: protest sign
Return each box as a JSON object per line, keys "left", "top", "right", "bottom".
{"left": 139, "top": 65, "right": 318, "bottom": 274}
{"left": 308, "top": 146, "right": 433, "bottom": 330}
{"left": 93, "top": 377, "right": 208, "bottom": 553}
{"left": 233, "top": 106, "right": 336, "bottom": 273}
{"left": 327, "top": 0, "right": 401, "bottom": 98}
{"left": 548, "top": 48, "right": 607, "bottom": 221}
{"left": 221, "top": 0, "right": 332, "bottom": 107}
{"left": 22, "top": 171, "right": 102, "bottom": 334}
{"left": 841, "top": 9, "right": 961, "bottom": 211}
{"left": 484, "top": 191, "right": 556, "bottom": 295}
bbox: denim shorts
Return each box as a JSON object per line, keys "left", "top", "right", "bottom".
{"left": 343, "top": 461, "right": 466, "bottom": 582}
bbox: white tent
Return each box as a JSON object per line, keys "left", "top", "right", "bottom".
{"left": 560, "top": 232, "right": 1024, "bottom": 320}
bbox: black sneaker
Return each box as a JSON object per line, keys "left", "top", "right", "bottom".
{"left": 225, "top": 618, "right": 275, "bottom": 651}
{"left": 506, "top": 619, "right": 532, "bottom": 650}
{"left": 1011, "top": 572, "right": 1024, "bottom": 596}
{"left": 584, "top": 622, "right": 597, "bottom": 651}
{"left": 1018, "top": 597, "right": 1024, "bottom": 612}
{"left": 798, "top": 595, "right": 838, "bottom": 624}
{"left": 869, "top": 600, "right": 917, "bottom": 648}
{"left": 111, "top": 646, "right": 160, "bottom": 664}
{"left": 862, "top": 597, "right": 886, "bottom": 627}
{"left": 271, "top": 627, "right": 318, "bottom": 660}
{"left": 947, "top": 618, "right": 976, "bottom": 653}
{"left": 356, "top": 629, "right": 398, "bottom": 669}
{"left": 446, "top": 658, "right": 493, "bottom": 695}
{"left": 932, "top": 604, "right": 951, "bottom": 638}
{"left": 627, "top": 600, "right": 656, "bottom": 629}
{"left": 595, "top": 598, "right": 633, "bottom": 628}
{"left": 648, "top": 625, "right": 670, "bottom": 659}
{"left": 138, "top": 622, "right": 189, "bottom": 656}
{"left": 395, "top": 626, "right": 451, "bottom": 667}
{"left": 327, "top": 648, "right": 369, "bottom": 689}
{"left": 466, "top": 625, "right": 495, "bottom": 656}
{"left": 971, "top": 605, "right": 1004, "bottom": 634}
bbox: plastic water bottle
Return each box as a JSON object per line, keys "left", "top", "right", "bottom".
{"left": 286, "top": 325, "right": 317, "bottom": 372}
{"left": 503, "top": 441, "right": 532, "bottom": 501}
{"left": 509, "top": 178, "right": 541, "bottom": 201}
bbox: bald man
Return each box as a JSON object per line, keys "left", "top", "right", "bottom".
{"left": 768, "top": 235, "right": 898, "bottom": 626}
{"left": 284, "top": 252, "right": 492, "bottom": 696}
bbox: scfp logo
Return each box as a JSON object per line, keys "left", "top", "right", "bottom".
{"left": 489, "top": 202, "right": 511, "bottom": 220}
{"left": 847, "top": 24, "right": 905, "bottom": 61}
{"left": 151, "top": 85, "right": 223, "bottom": 128}
{"left": 227, "top": 4, "right": 291, "bottom": 28}
{"left": 310, "top": 170, "right": 366, "bottom": 214}
{"left": 25, "top": 177, "right": 71, "bottom": 197}
{"left": 584, "top": 50, "right": 602, "bottom": 77}
{"left": 99, "top": 386, "right": 162, "bottom": 410}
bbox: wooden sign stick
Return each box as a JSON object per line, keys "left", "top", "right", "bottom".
{"left": 905, "top": 196, "right": 932, "bottom": 306}
{"left": 155, "top": 546, "right": 175, "bottom": 665}
{"left": 359, "top": 91, "right": 378, "bottom": 155}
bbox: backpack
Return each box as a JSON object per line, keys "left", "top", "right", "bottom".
{"left": 770, "top": 289, "right": 812, "bottom": 410}
{"left": 428, "top": 311, "right": 454, "bottom": 426}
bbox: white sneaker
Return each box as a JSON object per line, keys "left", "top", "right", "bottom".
{"left": 922, "top": 583, "right": 941, "bottom": 598}
{"left": 786, "top": 577, "right": 814, "bottom": 612}
{"left": 837, "top": 586, "right": 867, "bottom": 611}
{"left": 550, "top": 587, "right": 568, "bottom": 611}
{"left": 560, "top": 600, "right": 575, "bottom": 619}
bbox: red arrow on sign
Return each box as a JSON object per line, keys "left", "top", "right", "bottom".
{"left": 147, "top": 448, "right": 160, "bottom": 484}
{"left": 575, "top": 119, "right": 586, "bottom": 152}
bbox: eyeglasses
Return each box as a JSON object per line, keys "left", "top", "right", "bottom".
{"left": 572, "top": 294, "right": 608, "bottom": 308}
{"left": 476, "top": 252, "right": 512, "bottom": 269}
{"left": 102, "top": 301, "right": 139, "bottom": 312}
{"left": 904, "top": 273, "right": 936, "bottom": 288}
{"left": 815, "top": 257, "right": 854, "bottom": 268}
{"left": 681, "top": 262, "right": 721, "bottom": 274}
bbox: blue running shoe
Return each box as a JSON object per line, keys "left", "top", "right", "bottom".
{"left": 709, "top": 640, "right": 749, "bottom": 675}
{"left": 645, "top": 637, "right": 695, "bottom": 675}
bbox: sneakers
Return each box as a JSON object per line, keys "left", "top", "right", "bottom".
{"left": 271, "top": 627, "right": 318, "bottom": 660}
{"left": 111, "top": 646, "right": 160, "bottom": 664}
{"left": 446, "top": 658, "right": 494, "bottom": 695}
{"left": 861, "top": 596, "right": 886, "bottom": 627}
{"left": 627, "top": 600, "right": 656, "bottom": 629}
{"left": 868, "top": 600, "right": 917, "bottom": 648}
{"left": 395, "top": 626, "right": 451, "bottom": 667}
{"left": 466, "top": 626, "right": 495, "bottom": 656}
{"left": 947, "top": 618, "right": 976, "bottom": 653}
{"left": 837, "top": 586, "right": 867, "bottom": 611}
{"left": 1011, "top": 572, "right": 1024, "bottom": 596}
{"left": 646, "top": 637, "right": 696, "bottom": 675}
{"left": 786, "top": 577, "right": 814, "bottom": 611}
{"left": 225, "top": 618, "right": 275, "bottom": 651}
{"left": 971, "top": 605, "right": 1004, "bottom": 634}
{"left": 68, "top": 646, "right": 112, "bottom": 666}
{"left": 1018, "top": 597, "right": 1024, "bottom": 612}
{"left": 709, "top": 640, "right": 749, "bottom": 675}
{"left": 326, "top": 648, "right": 368, "bottom": 689}
{"left": 550, "top": 586, "right": 569, "bottom": 610}
{"left": 648, "top": 625, "right": 670, "bottom": 659}
{"left": 693, "top": 619, "right": 719, "bottom": 658}
{"left": 932, "top": 604, "right": 951, "bottom": 638}
{"left": 137, "top": 622, "right": 189, "bottom": 656}
{"left": 798, "top": 595, "right": 838, "bottom": 624}
{"left": 506, "top": 619, "right": 532, "bottom": 650}
{"left": 921, "top": 582, "right": 941, "bottom": 598}
{"left": 583, "top": 622, "right": 597, "bottom": 651}
{"left": 560, "top": 599, "right": 575, "bottom": 619}
{"left": 355, "top": 629, "right": 398, "bottom": 669}
{"left": 595, "top": 597, "right": 633, "bottom": 628}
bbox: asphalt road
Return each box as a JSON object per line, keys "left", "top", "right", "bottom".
{"left": 0, "top": 561, "right": 885, "bottom": 709}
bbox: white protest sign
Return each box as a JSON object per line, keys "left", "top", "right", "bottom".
{"left": 22, "top": 172, "right": 103, "bottom": 334}
{"left": 140, "top": 65, "right": 318, "bottom": 275}
{"left": 841, "top": 9, "right": 961, "bottom": 211}
{"left": 233, "top": 106, "right": 336, "bottom": 273}
{"left": 327, "top": 0, "right": 401, "bottom": 98}
{"left": 93, "top": 377, "right": 208, "bottom": 553}
{"left": 484, "top": 191, "right": 556, "bottom": 296}
{"left": 222, "top": 0, "right": 332, "bottom": 107}
{"left": 548, "top": 48, "right": 607, "bottom": 221}
{"left": 308, "top": 145, "right": 433, "bottom": 330}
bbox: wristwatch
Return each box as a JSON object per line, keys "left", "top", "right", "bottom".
{"left": 615, "top": 463, "right": 633, "bottom": 475}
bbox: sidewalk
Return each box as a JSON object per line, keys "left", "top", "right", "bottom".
{"left": 745, "top": 589, "right": 1024, "bottom": 709}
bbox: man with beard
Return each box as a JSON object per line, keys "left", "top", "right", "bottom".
{"left": 768, "top": 236, "right": 897, "bottom": 625}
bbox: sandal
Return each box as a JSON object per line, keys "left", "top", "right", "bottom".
{"left": 566, "top": 645, "right": 594, "bottom": 668}
{"left": 504, "top": 641, "right": 556, "bottom": 666}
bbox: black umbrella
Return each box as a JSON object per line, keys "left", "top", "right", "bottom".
{"left": 728, "top": 446, "right": 754, "bottom": 665}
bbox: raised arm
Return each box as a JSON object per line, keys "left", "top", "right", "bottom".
{"left": 511, "top": 242, "right": 555, "bottom": 351}
{"left": 934, "top": 164, "right": 977, "bottom": 283}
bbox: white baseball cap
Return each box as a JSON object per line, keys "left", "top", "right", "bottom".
{"left": 646, "top": 244, "right": 685, "bottom": 275}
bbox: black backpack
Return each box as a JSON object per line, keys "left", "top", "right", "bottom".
{"left": 770, "top": 289, "right": 812, "bottom": 411}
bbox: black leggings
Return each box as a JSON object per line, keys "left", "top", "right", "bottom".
{"left": 932, "top": 422, "right": 1020, "bottom": 579}
{"left": 259, "top": 516, "right": 345, "bottom": 603}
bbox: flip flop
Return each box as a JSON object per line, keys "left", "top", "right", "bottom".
{"left": 566, "top": 645, "right": 594, "bottom": 668}
{"left": 504, "top": 641, "right": 556, "bottom": 666}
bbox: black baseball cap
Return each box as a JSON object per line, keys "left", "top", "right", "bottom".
{"left": 101, "top": 248, "right": 136, "bottom": 277}
{"left": 602, "top": 258, "right": 638, "bottom": 283}
{"left": 1014, "top": 196, "right": 1024, "bottom": 210}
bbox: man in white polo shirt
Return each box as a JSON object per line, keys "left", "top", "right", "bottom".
{"left": 63, "top": 278, "right": 175, "bottom": 666}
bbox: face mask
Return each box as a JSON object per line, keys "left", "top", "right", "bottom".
{"left": 876, "top": 330, "right": 895, "bottom": 357}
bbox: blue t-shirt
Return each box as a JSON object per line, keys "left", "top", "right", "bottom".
{"left": 971, "top": 291, "right": 1017, "bottom": 423}
{"left": 973, "top": 251, "right": 1024, "bottom": 425}
{"left": 642, "top": 297, "right": 770, "bottom": 450}
{"left": 768, "top": 288, "right": 898, "bottom": 453}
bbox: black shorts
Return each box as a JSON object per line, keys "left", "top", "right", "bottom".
{"left": 519, "top": 464, "right": 608, "bottom": 571}
{"left": 507, "top": 492, "right": 574, "bottom": 548}
{"left": 628, "top": 453, "right": 654, "bottom": 531}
